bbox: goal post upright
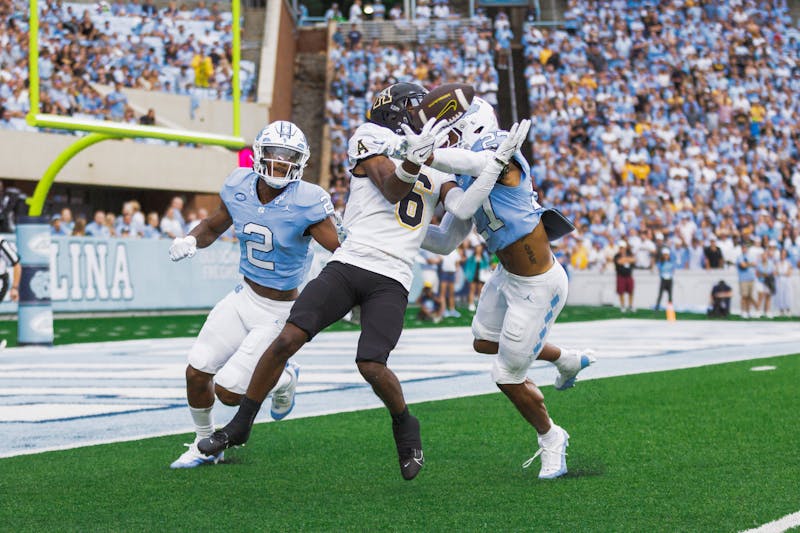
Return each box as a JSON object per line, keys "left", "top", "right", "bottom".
{"left": 24, "top": 0, "right": 247, "bottom": 219}
{"left": 19, "top": 0, "right": 246, "bottom": 344}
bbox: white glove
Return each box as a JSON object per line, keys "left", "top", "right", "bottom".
{"left": 169, "top": 235, "right": 197, "bottom": 261}
{"left": 333, "top": 212, "right": 348, "bottom": 243}
{"left": 493, "top": 119, "right": 531, "bottom": 165}
{"left": 400, "top": 118, "right": 453, "bottom": 167}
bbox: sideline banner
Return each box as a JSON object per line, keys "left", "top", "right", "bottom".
{"left": 0, "top": 235, "right": 241, "bottom": 313}
{"left": 15, "top": 218, "right": 54, "bottom": 344}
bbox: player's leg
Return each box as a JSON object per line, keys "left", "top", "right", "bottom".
{"left": 493, "top": 262, "right": 570, "bottom": 479}
{"left": 171, "top": 289, "right": 248, "bottom": 468}
{"left": 474, "top": 269, "right": 593, "bottom": 388}
{"left": 471, "top": 265, "right": 507, "bottom": 354}
{"left": 355, "top": 268, "right": 422, "bottom": 480}
{"left": 213, "top": 292, "right": 300, "bottom": 418}
{"left": 198, "top": 262, "right": 357, "bottom": 455}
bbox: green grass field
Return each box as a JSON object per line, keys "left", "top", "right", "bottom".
{"left": 0, "top": 305, "right": 794, "bottom": 347}
{"left": 2, "top": 354, "right": 798, "bottom": 532}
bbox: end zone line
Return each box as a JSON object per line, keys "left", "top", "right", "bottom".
{"left": 741, "top": 511, "right": 800, "bottom": 533}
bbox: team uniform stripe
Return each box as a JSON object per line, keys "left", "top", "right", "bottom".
{"left": 454, "top": 88, "right": 470, "bottom": 111}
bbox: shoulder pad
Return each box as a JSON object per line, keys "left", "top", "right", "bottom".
{"left": 293, "top": 181, "right": 333, "bottom": 210}
{"left": 347, "top": 123, "right": 405, "bottom": 163}
{"left": 222, "top": 167, "right": 255, "bottom": 191}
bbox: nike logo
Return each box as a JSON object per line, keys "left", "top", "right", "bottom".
{"left": 403, "top": 457, "right": 423, "bottom": 468}
{"left": 435, "top": 100, "right": 458, "bottom": 120}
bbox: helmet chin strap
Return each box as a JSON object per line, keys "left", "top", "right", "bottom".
{"left": 258, "top": 174, "right": 290, "bottom": 189}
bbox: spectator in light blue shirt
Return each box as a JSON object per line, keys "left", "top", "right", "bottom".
{"left": 85, "top": 210, "right": 111, "bottom": 238}
{"left": 655, "top": 247, "right": 675, "bottom": 311}
{"left": 105, "top": 82, "right": 128, "bottom": 120}
{"left": 736, "top": 242, "right": 759, "bottom": 318}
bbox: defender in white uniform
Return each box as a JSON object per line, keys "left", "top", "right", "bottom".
{"left": 167, "top": 121, "right": 340, "bottom": 468}
{"left": 198, "top": 83, "right": 531, "bottom": 481}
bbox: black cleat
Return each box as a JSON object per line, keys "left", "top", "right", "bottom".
{"left": 197, "top": 425, "right": 250, "bottom": 456}
{"left": 393, "top": 414, "right": 424, "bottom": 480}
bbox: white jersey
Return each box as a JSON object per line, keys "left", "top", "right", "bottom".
{"left": 334, "top": 122, "right": 455, "bottom": 290}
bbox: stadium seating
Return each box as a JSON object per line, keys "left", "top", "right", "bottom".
{"left": 0, "top": 0, "right": 255, "bottom": 133}
{"left": 521, "top": 0, "right": 800, "bottom": 272}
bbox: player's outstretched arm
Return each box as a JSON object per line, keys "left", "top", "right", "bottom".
{"left": 308, "top": 216, "right": 341, "bottom": 252}
{"left": 428, "top": 148, "right": 491, "bottom": 177}
{"left": 358, "top": 119, "right": 453, "bottom": 204}
{"left": 441, "top": 120, "right": 531, "bottom": 220}
{"left": 421, "top": 212, "right": 474, "bottom": 255}
{"left": 168, "top": 200, "right": 232, "bottom": 261}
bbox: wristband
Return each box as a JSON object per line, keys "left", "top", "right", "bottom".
{"left": 395, "top": 164, "right": 419, "bottom": 184}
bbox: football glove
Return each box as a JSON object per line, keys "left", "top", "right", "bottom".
{"left": 493, "top": 119, "right": 531, "bottom": 165}
{"left": 400, "top": 118, "right": 452, "bottom": 167}
{"left": 169, "top": 235, "right": 197, "bottom": 261}
{"left": 334, "top": 212, "right": 348, "bottom": 243}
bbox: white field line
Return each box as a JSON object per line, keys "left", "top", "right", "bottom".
{"left": 740, "top": 511, "right": 800, "bottom": 533}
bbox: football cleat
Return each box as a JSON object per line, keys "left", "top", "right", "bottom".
{"left": 523, "top": 425, "right": 569, "bottom": 479}
{"left": 392, "top": 413, "right": 424, "bottom": 480}
{"left": 270, "top": 361, "right": 300, "bottom": 420}
{"left": 197, "top": 425, "right": 250, "bottom": 456}
{"left": 554, "top": 349, "right": 596, "bottom": 391}
{"left": 170, "top": 442, "right": 223, "bottom": 469}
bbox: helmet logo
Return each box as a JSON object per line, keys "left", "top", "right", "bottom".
{"left": 278, "top": 121, "right": 294, "bottom": 140}
{"left": 372, "top": 87, "right": 393, "bottom": 110}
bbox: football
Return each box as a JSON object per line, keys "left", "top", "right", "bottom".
{"left": 414, "top": 83, "right": 475, "bottom": 129}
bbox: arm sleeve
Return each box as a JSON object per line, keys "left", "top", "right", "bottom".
{"left": 421, "top": 212, "right": 474, "bottom": 255}
{"left": 443, "top": 158, "right": 505, "bottom": 220}
{"left": 0, "top": 240, "right": 19, "bottom": 266}
{"left": 429, "top": 148, "right": 492, "bottom": 177}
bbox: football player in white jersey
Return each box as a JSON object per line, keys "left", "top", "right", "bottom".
{"left": 421, "top": 98, "right": 595, "bottom": 479}
{"left": 198, "top": 83, "right": 530, "bottom": 480}
{"left": 167, "top": 121, "right": 341, "bottom": 468}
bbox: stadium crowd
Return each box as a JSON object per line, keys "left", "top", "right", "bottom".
{"left": 519, "top": 0, "right": 799, "bottom": 315}
{"left": 323, "top": 0, "right": 798, "bottom": 317}
{"left": 2, "top": 0, "right": 796, "bottom": 316}
{"left": 47, "top": 195, "right": 235, "bottom": 241}
{"left": 0, "top": 0, "right": 254, "bottom": 132}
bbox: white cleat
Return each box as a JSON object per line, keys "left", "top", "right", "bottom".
{"left": 555, "top": 349, "right": 596, "bottom": 391}
{"left": 270, "top": 361, "right": 300, "bottom": 420}
{"left": 170, "top": 442, "right": 223, "bottom": 469}
{"left": 523, "top": 425, "right": 569, "bottom": 479}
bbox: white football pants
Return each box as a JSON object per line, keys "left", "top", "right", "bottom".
{"left": 188, "top": 282, "right": 294, "bottom": 394}
{"left": 471, "top": 261, "right": 568, "bottom": 384}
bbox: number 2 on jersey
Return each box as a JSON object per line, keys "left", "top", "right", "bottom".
{"left": 243, "top": 222, "right": 274, "bottom": 270}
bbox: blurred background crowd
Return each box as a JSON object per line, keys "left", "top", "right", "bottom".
{"left": 1, "top": 0, "right": 797, "bottom": 316}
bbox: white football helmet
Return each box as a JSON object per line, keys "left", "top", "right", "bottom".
{"left": 252, "top": 121, "right": 310, "bottom": 189}
{"left": 452, "top": 96, "right": 499, "bottom": 149}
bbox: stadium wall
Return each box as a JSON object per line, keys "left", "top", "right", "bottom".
{"left": 91, "top": 85, "right": 267, "bottom": 142}
{"left": 1, "top": 234, "right": 795, "bottom": 316}
{"left": 566, "top": 270, "right": 800, "bottom": 316}
{"left": 0, "top": 235, "right": 239, "bottom": 313}
{"left": 0, "top": 130, "right": 236, "bottom": 193}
